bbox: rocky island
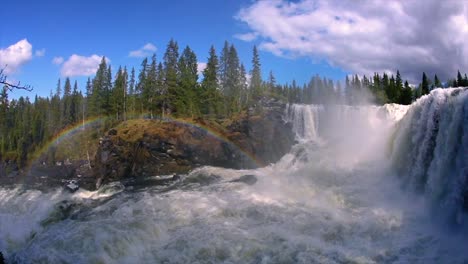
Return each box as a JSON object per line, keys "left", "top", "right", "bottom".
{"left": 0, "top": 99, "right": 295, "bottom": 190}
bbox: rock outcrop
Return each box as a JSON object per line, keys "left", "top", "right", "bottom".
{"left": 94, "top": 100, "right": 294, "bottom": 188}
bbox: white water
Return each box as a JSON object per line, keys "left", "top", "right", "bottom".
{"left": 1, "top": 89, "right": 467, "bottom": 263}
{"left": 391, "top": 87, "right": 468, "bottom": 225}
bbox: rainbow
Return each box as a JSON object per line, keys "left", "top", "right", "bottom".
{"left": 161, "top": 116, "right": 265, "bottom": 168}
{"left": 29, "top": 117, "right": 105, "bottom": 164}
{"left": 28, "top": 115, "right": 265, "bottom": 169}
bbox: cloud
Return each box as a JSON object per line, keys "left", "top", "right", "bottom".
{"left": 129, "top": 43, "right": 157, "bottom": 58}
{"left": 52, "top": 56, "right": 64, "bottom": 65}
{"left": 236, "top": 0, "right": 468, "bottom": 82}
{"left": 0, "top": 39, "right": 33, "bottom": 74}
{"left": 197, "top": 62, "right": 207, "bottom": 76}
{"left": 61, "top": 54, "right": 110, "bottom": 77}
{"left": 233, "top": 32, "right": 258, "bottom": 42}
{"left": 35, "top": 49, "right": 46, "bottom": 57}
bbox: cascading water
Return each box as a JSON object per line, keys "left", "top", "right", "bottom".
{"left": 391, "top": 87, "right": 468, "bottom": 225}
{"left": 1, "top": 90, "right": 467, "bottom": 263}
{"left": 284, "top": 104, "right": 323, "bottom": 142}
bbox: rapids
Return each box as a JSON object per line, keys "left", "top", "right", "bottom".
{"left": 1, "top": 88, "right": 467, "bottom": 263}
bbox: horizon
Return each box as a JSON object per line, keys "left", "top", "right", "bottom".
{"left": 1, "top": 0, "right": 467, "bottom": 99}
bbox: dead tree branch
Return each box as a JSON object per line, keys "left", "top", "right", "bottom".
{"left": 0, "top": 67, "right": 33, "bottom": 92}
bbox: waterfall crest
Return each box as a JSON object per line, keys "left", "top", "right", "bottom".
{"left": 391, "top": 87, "right": 468, "bottom": 224}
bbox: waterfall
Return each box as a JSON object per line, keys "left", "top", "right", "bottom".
{"left": 2, "top": 92, "right": 468, "bottom": 263}
{"left": 285, "top": 103, "right": 409, "bottom": 167}
{"left": 285, "top": 104, "right": 323, "bottom": 142}
{"left": 391, "top": 87, "right": 468, "bottom": 224}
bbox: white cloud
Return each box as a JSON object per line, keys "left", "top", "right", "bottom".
{"left": 35, "top": 49, "right": 46, "bottom": 57}
{"left": 0, "top": 39, "right": 33, "bottom": 74}
{"left": 52, "top": 56, "right": 64, "bottom": 65}
{"left": 236, "top": 0, "right": 468, "bottom": 82}
{"left": 129, "top": 43, "right": 157, "bottom": 58}
{"left": 197, "top": 62, "right": 207, "bottom": 76}
{"left": 233, "top": 32, "right": 258, "bottom": 42}
{"left": 61, "top": 54, "right": 110, "bottom": 77}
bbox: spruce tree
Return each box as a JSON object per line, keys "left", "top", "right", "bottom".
{"left": 218, "top": 41, "right": 230, "bottom": 94}
{"left": 113, "top": 66, "right": 127, "bottom": 120}
{"left": 136, "top": 57, "right": 148, "bottom": 114}
{"left": 457, "top": 70, "right": 463, "bottom": 87}
{"left": 201, "top": 45, "right": 221, "bottom": 116}
{"left": 63, "top": 77, "right": 72, "bottom": 125}
{"left": 128, "top": 67, "right": 136, "bottom": 116}
{"left": 145, "top": 54, "right": 158, "bottom": 118}
{"left": 156, "top": 63, "right": 166, "bottom": 117}
{"left": 239, "top": 63, "right": 248, "bottom": 108}
{"left": 395, "top": 70, "right": 403, "bottom": 102}
{"left": 434, "top": 74, "right": 441, "bottom": 88}
{"left": 399, "top": 80, "right": 413, "bottom": 105}
{"left": 178, "top": 46, "right": 199, "bottom": 117}
{"left": 268, "top": 71, "right": 276, "bottom": 95}
{"left": 250, "top": 45, "right": 262, "bottom": 99}
{"left": 91, "top": 57, "right": 108, "bottom": 116}
{"left": 70, "top": 80, "right": 79, "bottom": 124}
{"left": 163, "top": 39, "right": 179, "bottom": 114}
{"left": 85, "top": 77, "right": 92, "bottom": 118}
{"left": 421, "top": 72, "right": 430, "bottom": 95}
{"left": 226, "top": 44, "right": 241, "bottom": 114}
{"left": 345, "top": 75, "right": 352, "bottom": 104}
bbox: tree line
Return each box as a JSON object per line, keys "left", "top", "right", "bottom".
{"left": 1, "top": 38, "right": 467, "bottom": 167}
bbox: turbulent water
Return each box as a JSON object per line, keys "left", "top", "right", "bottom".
{"left": 1, "top": 88, "right": 468, "bottom": 263}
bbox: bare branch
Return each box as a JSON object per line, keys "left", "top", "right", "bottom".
{"left": 0, "top": 67, "right": 33, "bottom": 92}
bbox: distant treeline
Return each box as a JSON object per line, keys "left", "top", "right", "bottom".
{"left": 1, "top": 38, "right": 467, "bottom": 166}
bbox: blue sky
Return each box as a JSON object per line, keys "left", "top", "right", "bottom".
{"left": 1, "top": 0, "right": 467, "bottom": 99}
{"left": 0, "top": 0, "right": 347, "bottom": 99}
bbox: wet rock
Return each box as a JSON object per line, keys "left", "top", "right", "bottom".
{"left": 65, "top": 180, "right": 79, "bottom": 192}
{"left": 93, "top": 99, "right": 295, "bottom": 187}
{"left": 230, "top": 174, "right": 257, "bottom": 185}
{"left": 108, "top": 128, "right": 118, "bottom": 136}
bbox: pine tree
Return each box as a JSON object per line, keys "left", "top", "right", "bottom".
{"left": 395, "top": 70, "right": 403, "bottom": 102}
{"left": 103, "top": 65, "right": 113, "bottom": 115}
{"left": 421, "top": 72, "right": 430, "bottom": 95}
{"left": 178, "top": 46, "right": 199, "bottom": 117}
{"left": 399, "top": 80, "right": 413, "bottom": 105}
{"left": 163, "top": 39, "right": 179, "bottom": 114}
{"left": 85, "top": 77, "right": 92, "bottom": 118}
{"left": 267, "top": 71, "right": 276, "bottom": 95}
{"left": 201, "top": 45, "right": 222, "bottom": 116}
{"left": 225, "top": 44, "right": 241, "bottom": 114}
{"left": 239, "top": 63, "right": 248, "bottom": 108}
{"left": 457, "top": 70, "right": 463, "bottom": 87}
{"left": 155, "top": 62, "right": 166, "bottom": 117}
{"left": 250, "top": 45, "right": 262, "bottom": 99}
{"left": 123, "top": 67, "right": 128, "bottom": 120}
{"left": 128, "top": 67, "right": 136, "bottom": 116}
{"left": 434, "top": 74, "right": 441, "bottom": 88}
{"left": 345, "top": 75, "right": 352, "bottom": 104}
{"left": 70, "top": 80, "right": 80, "bottom": 124}
{"left": 136, "top": 57, "right": 148, "bottom": 114}
{"left": 145, "top": 54, "right": 158, "bottom": 118}
{"left": 218, "top": 41, "right": 230, "bottom": 94}
{"left": 56, "top": 78, "right": 62, "bottom": 99}
{"left": 113, "top": 66, "right": 127, "bottom": 120}
{"left": 90, "top": 57, "right": 109, "bottom": 116}
{"left": 63, "top": 77, "right": 72, "bottom": 125}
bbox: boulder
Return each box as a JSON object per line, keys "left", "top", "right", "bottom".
{"left": 93, "top": 100, "right": 295, "bottom": 187}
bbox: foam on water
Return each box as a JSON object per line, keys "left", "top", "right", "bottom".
{"left": 1, "top": 91, "right": 467, "bottom": 263}
{"left": 391, "top": 87, "right": 468, "bottom": 225}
